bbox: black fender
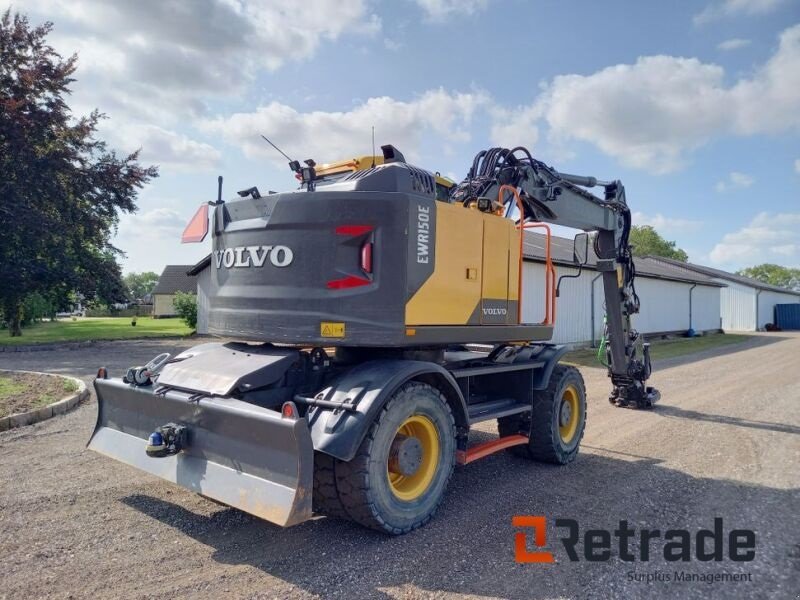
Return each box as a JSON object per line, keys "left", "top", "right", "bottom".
{"left": 306, "top": 359, "right": 468, "bottom": 462}
{"left": 531, "top": 345, "right": 570, "bottom": 390}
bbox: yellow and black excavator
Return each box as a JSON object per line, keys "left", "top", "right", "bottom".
{"left": 88, "top": 143, "right": 659, "bottom": 534}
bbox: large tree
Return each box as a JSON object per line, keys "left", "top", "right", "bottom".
{"left": 124, "top": 271, "right": 160, "bottom": 302}
{"left": 628, "top": 225, "right": 689, "bottom": 262}
{"left": 0, "top": 11, "right": 157, "bottom": 335}
{"left": 737, "top": 264, "right": 800, "bottom": 291}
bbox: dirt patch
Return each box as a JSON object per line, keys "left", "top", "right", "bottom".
{"left": 0, "top": 372, "right": 77, "bottom": 417}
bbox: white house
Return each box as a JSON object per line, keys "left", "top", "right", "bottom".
{"left": 152, "top": 265, "right": 197, "bottom": 318}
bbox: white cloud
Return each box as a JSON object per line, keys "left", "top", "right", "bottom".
{"left": 102, "top": 124, "right": 222, "bottom": 173}
{"left": 715, "top": 171, "right": 755, "bottom": 192}
{"left": 694, "top": 0, "right": 787, "bottom": 25}
{"left": 718, "top": 38, "right": 752, "bottom": 51}
{"left": 524, "top": 24, "right": 800, "bottom": 174}
{"left": 384, "top": 38, "right": 403, "bottom": 51}
{"left": 709, "top": 212, "right": 800, "bottom": 265}
{"left": 795, "top": 158, "right": 800, "bottom": 173}
{"left": 201, "top": 89, "right": 489, "bottom": 164}
{"left": 412, "top": 0, "right": 491, "bottom": 20}
{"left": 114, "top": 207, "right": 208, "bottom": 272}
{"left": 20, "top": 1, "right": 380, "bottom": 84}
{"left": 116, "top": 207, "right": 186, "bottom": 242}
{"left": 538, "top": 56, "right": 731, "bottom": 173}
{"left": 631, "top": 212, "right": 703, "bottom": 233}
{"left": 489, "top": 104, "right": 541, "bottom": 149}
{"left": 14, "top": 1, "right": 381, "bottom": 166}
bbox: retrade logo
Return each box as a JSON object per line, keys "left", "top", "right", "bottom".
{"left": 514, "top": 517, "right": 756, "bottom": 564}
{"left": 513, "top": 516, "right": 554, "bottom": 563}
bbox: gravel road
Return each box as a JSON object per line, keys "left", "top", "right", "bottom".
{"left": 0, "top": 334, "right": 798, "bottom": 599}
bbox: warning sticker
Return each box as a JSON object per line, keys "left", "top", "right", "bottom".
{"left": 320, "top": 322, "right": 345, "bottom": 338}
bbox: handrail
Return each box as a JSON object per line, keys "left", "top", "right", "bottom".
{"left": 521, "top": 223, "right": 556, "bottom": 325}
{"left": 495, "top": 185, "right": 556, "bottom": 326}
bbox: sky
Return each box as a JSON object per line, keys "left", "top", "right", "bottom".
{"left": 11, "top": 0, "right": 800, "bottom": 275}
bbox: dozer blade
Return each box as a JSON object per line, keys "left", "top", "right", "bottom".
{"left": 88, "top": 378, "right": 314, "bottom": 527}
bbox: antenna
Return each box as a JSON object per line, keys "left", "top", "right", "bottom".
{"left": 217, "top": 175, "right": 223, "bottom": 204}
{"left": 371, "top": 126, "right": 376, "bottom": 168}
{"left": 260, "top": 134, "right": 294, "bottom": 163}
{"left": 260, "top": 133, "right": 301, "bottom": 174}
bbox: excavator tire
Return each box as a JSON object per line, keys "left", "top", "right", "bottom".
{"left": 498, "top": 364, "right": 586, "bottom": 464}
{"left": 316, "top": 381, "right": 456, "bottom": 534}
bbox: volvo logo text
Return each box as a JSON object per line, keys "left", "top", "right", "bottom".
{"left": 214, "top": 245, "right": 294, "bottom": 269}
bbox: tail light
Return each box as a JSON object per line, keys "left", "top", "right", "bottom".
{"left": 327, "top": 225, "right": 374, "bottom": 289}
{"left": 360, "top": 242, "right": 373, "bottom": 273}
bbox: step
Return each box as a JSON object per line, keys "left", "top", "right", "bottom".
{"left": 467, "top": 398, "right": 531, "bottom": 424}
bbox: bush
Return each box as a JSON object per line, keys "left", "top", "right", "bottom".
{"left": 173, "top": 292, "right": 198, "bottom": 330}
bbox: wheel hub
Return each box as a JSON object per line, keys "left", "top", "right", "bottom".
{"left": 559, "top": 400, "right": 572, "bottom": 427}
{"left": 386, "top": 414, "right": 440, "bottom": 501}
{"left": 389, "top": 434, "right": 423, "bottom": 476}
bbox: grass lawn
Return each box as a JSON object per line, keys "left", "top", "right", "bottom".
{"left": 564, "top": 333, "right": 751, "bottom": 368}
{"left": 0, "top": 317, "right": 192, "bottom": 346}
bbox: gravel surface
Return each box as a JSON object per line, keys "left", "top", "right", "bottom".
{"left": 0, "top": 334, "right": 798, "bottom": 599}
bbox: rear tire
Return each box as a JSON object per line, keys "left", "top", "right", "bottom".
{"left": 498, "top": 364, "right": 586, "bottom": 464}
{"left": 314, "top": 381, "right": 456, "bottom": 534}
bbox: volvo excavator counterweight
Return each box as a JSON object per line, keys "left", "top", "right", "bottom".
{"left": 88, "top": 144, "right": 660, "bottom": 534}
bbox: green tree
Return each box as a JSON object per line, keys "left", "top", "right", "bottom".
{"left": 124, "top": 271, "right": 160, "bottom": 301}
{"left": 173, "top": 292, "right": 198, "bottom": 330}
{"left": 628, "top": 225, "right": 689, "bottom": 262}
{"left": 0, "top": 11, "right": 157, "bottom": 336}
{"left": 737, "top": 264, "right": 800, "bottom": 291}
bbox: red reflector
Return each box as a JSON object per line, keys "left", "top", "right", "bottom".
{"left": 327, "top": 275, "right": 371, "bottom": 290}
{"left": 335, "top": 225, "right": 372, "bottom": 236}
{"left": 361, "top": 242, "right": 373, "bottom": 273}
{"left": 181, "top": 204, "right": 209, "bottom": 243}
{"left": 281, "top": 402, "right": 297, "bottom": 419}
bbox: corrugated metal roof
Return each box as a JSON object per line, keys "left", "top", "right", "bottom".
{"left": 152, "top": 265, "right": 197, "bottom": 295}
{"left": 522, "top": 232, "right": 725, "bottom": 287}
{"left": 646, "top": 255, "right": 800, "bottom": 296}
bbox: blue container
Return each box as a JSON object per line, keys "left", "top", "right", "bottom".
{"left": 774, "top": 303, "right": 800, "bottom": 330}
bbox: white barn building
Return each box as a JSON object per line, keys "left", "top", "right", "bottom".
{"left": 522, "top": 233, "right": 724, "bottom": 345}
{"left": 645, "top": 257, "right": 800, "bottom": 331}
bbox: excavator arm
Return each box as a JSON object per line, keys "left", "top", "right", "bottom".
{"left": 452, "top": 147, "right": 660, "bottom": 408}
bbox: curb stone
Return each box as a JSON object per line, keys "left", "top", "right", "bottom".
{"left": 0, "top": 370, "right": 88, "bottom": 432}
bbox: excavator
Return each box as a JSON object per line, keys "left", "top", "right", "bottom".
{"left": 88, "top": 144, "right": 659, "bottom": 534}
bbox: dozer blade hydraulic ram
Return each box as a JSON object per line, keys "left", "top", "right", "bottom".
{"left": 89, "top": 377, "right": 314, "bottom": 527}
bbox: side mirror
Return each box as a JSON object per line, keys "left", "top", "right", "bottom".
{"left": 573, "top": 232, "right": 590, "bottom": 265}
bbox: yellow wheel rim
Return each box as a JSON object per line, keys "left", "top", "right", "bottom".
{"left": 558, "top": 384, "right": 580, "bottom": 444}
{"left": 387, "top": 415, "right": 440, "bottom": 501}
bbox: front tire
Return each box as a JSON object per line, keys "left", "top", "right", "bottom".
{"left": 498, "top": 364, "right": 586, "bottom": 464}
{"left": 317, "top": 381, "right": 456, "bottom": 534}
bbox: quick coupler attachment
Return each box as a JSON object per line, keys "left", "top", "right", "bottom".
{"left": 609, "top": 379, "right": 660, "bottom": 409}
{"left": 145, "top": 423, "right": 187, "bottom": 457}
